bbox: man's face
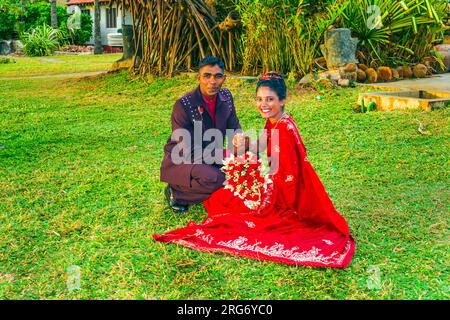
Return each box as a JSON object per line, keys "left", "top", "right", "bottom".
{"left": 197, "top": 64, "right": 226, "bottom": 97}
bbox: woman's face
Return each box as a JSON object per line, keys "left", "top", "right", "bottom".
{"left": 256, "top": 86, "right": 285, "bottom": 121}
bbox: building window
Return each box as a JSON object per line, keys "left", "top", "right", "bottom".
{"left": 81, "top": 9, "right": 90, "bottom": 16}
{"left": 106, "top": 8, "right": 117, "bottom": 28}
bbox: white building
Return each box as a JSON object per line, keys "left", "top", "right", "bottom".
{"left": 65, "top": 0, "right": 131, "bottom": 47}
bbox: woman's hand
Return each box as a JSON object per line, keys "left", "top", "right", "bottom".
{"left": 232, "top": 133, "right": 250, "bottom": 155}
{"left": 232, "top": 133, "right": 245, "bottom": 149}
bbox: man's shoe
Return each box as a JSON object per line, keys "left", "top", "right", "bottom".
{"left": 164, "top": 186, "right": 189, "bottom": 214}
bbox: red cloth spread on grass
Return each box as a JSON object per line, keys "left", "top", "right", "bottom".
{"left": 154, "top": 116, "right": 355, "bottom": 268}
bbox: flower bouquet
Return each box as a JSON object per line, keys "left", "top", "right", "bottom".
{"left": 221, "top": 151, "right": 271, "bottom": 210}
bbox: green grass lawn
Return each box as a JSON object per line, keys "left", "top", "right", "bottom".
{"left": 0, "top": 53, "right": 122, "bottom": 78}
{"left": 0, "top": 57, "right": 448, "bottom": 299}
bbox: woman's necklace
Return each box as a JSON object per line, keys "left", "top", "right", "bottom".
{"left": 272, "top": 112, "right": 289, "bottom": 129}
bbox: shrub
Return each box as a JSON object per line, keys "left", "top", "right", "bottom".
{"left": 0, "top": 57, "right": 16, "bottom": 63}
{"left": 25, "top": 1, "right": 68, "bottom": 31}
{"left": 340, "top": 0, "right": 448, "bottom": 66}
{"left": 69, "top": 13, "right": 92, "bottom": 45}
{"left": 21, "top": 24, "right": 62, "bottom": 56}
{"left": 234, "top": 0, "right": 447, "bottom": 76}
{"left": 0, "top": 5, "right": 18, "bottom": 39}
{"left": 25, "top": 2, "right": 92, "bottom": 45}
{"left": 234, "top": 0, "right": 347, "bottom": 76}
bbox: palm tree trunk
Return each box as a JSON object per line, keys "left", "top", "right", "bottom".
{"left": 94, "top": 0, "right": 103, "bottom": 54}
{"left": 20, "top": 0, "right": 26, "bottom": 22}
{"left": 50, "top": 0, "right": 58, "bottom": 29}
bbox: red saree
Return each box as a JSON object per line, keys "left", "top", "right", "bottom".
{"left": 154, "top": 117, "right": 355, "bottom": 268}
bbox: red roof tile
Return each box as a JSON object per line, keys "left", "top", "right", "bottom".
{"left": 66, "top": 0, "right": 111, "bottom": 5}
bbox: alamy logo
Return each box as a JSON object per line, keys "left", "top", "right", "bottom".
{"left": 170, "top": 124, "right": 280, "bottom": 173}
{"left": 67, "top": 5, "right": 82, "bottom": 30}
{"left": 367, "top": 5, "right": 383, "bottom": 30}
{"left": 67, "top": 265, "right": 81, "bottom": 292}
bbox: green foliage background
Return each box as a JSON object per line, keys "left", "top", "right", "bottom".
{"left": 0, "top": 1, "right": 92, "bottom": 47}
{"left": 233, "top": 0, "right": 448, "bottom": 75}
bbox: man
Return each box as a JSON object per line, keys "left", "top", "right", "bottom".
{"left": 160, "top": 56, "right": 241, "bottom": 213}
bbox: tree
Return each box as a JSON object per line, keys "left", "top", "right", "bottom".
{"left": 0, "top": 0, "right": 21, "bottom": 39}
{"left": 50, "top": 0, "right": 57, "bottom": 28}
{"left": 21, "top": 0, "right": 26, "bottom": 22}
{"left": 94, "top": 0, "right": 102, "bottom": 54}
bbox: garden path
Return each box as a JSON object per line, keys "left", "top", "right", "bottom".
{"left": 0, "top": 70, "right": 107, "bottom": 80}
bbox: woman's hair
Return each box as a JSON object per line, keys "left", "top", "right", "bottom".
{"left": 256, "top": 72, "right": 287, "bottom": 100}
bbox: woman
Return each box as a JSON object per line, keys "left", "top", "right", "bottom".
{"left": 154, "top": 72, "right": 355, "bottom": 268}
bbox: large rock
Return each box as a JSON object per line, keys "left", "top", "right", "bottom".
{"left": 12, "top": 40, "right": 23, "bottom": 52}
{"left": 0, "top": 40, "right": 12, "bottom": 55}
{"left": 377, "top": 66, "right": 393, "bottom": 82}
{"left": 299, "top": 73, "right": 315, "bottom": 84}
{"left": 413, "top": 64, "right": 428, "bottom": 78}
{"left": 338, "top": 78, "right": 350, "bottom": 87}
{"left": 391, "top": 68, "right": 400, "bottom": 80}
{"left": 320, "top": 28, "right": 358, "bottom": 69}
{"left": 318, "top": 69, "right": 341, "bottom": 81}
{"left": 365, "top": 68, "right": 377, "bottom": 83}
{"left": 357, "top": 69, "right": 367, "bottom": 82}
{"left": 318, "top": 65, "right": 357, "bottom": 83}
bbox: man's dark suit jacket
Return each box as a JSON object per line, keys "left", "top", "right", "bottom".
{"left": 160, "top": 86, "right": 241, "bottom": 187}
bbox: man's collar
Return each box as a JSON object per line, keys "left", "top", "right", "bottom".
{"left": 201, "top": 92, "right": 217, "bottom": 104}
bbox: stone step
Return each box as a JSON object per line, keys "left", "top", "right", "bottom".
{"left": 358, "top": 90, "right": 450, "bottom": 112}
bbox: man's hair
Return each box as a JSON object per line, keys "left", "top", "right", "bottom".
{"left": 198, "top": 56, "right": 225, "bottom": 72}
